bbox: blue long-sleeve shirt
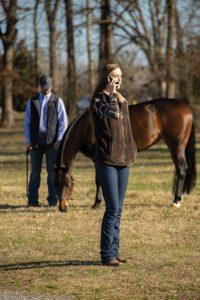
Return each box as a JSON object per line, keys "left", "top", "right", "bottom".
{"left": 24, "top": 92, "right": 68, "bottom": 144}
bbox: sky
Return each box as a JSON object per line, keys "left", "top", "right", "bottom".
{"left": 0, "top": 0, "right": 199, "bottom": 72}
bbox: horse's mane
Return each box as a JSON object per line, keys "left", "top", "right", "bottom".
{"left": 56, "top": 110, "right": 88, "bottom": 167}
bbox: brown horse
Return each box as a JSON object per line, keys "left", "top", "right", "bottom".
{"left": 55, "top": 98, "right": 196, "bottom": 212}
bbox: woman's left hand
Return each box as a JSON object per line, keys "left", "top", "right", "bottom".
{"left": 105, "top": 77, "right": 118, "bottom": 95}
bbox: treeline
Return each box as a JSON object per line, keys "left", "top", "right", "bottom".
{"left": 0, "top": 0, "right": 200, "bottom": 127}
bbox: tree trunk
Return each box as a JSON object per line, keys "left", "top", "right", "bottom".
{"left": 1, "top": 45, "right": 14, "bottom": 127}
{"left": 65, "top": 0, "right": 76, "bottom": 118}
{"left": 166, "top": 0, "right": 176, "bottom": 98}
{"left": 99, "top": 0, "right": 112, "bottom": 67}
{"left": 175, "top": 5, "right": 187, "bottom": 98}
{"left": 49, "top": 21, "right": 57, "bottom": 90}
{"left": 34, "top": 0, "right": 40, "bottom": 87}
{"left": 0, "top": 0, "right": 17, "bottom": 127}
{"left": 44, "top": 0, "right": 60, "bottom": 92}
{"left": 86, "top": 0, "right": 94, "bottom": 94}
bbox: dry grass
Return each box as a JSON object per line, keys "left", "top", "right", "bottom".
{"left": 0, "top": 112, "right": 199, "bottom": 300}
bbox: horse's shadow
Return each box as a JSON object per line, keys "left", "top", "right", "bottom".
{"left": 0, "top": 260, "right": 101, "bottom": 271}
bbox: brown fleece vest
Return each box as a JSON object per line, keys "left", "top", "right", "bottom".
{"left": 92, "top": 93, "right": 137, "bottom": 166}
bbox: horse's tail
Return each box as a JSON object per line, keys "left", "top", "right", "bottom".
{"left": 184, "top": 120, "right": 197, "bottom": 193}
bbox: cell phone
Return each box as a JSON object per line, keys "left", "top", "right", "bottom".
{"left": 108, "top": 77, "right": 119, "bottom": 85}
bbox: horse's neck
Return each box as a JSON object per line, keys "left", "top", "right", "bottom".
{"left": 59, "top": 112, "right": 88, "bottom": 168}
{"left": 60, "top": 133, "right": 82, "bottom": 167}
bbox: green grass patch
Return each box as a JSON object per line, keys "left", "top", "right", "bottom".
{"left": 0, "top": 113, "right": 200, "bottom": 299}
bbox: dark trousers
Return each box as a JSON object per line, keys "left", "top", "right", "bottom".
{"left": 28, "top": 147, "right": 57, "bottom": 205}
{"left": 96, "top": 161, "right": 129, "bottom": 262}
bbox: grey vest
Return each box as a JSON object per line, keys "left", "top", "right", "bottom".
{"left": 30, "top": 93, "right": 58, "bottom": 147}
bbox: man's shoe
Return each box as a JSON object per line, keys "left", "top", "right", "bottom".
{"left": 116, "top": 256, "right": 128, "bottom": 263}
{"left": 27, "top": 202, "right": 40, "bottom": 207}
{"left": 102, "top": 258, "right": 120, "bottom": 266}
{"left": 49, "top": 202, "right": 57, "bottom": 207}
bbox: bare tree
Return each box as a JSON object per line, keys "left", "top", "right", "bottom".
{"left": 44, "top": 0, "right": 60, "bottom": 91}
{"left": 166, "top": 0, "right": 176, "bottom": 98}
{"left": 112, "top": 0, "right": 172, "bottom": 97}
{"left": 175, "top": 0, "right": 200, "bottom": 100}
{"left": 99, "top": 0, "right": 113, "bottom": 67}
{"left": 34, "top": 0, "right": 40, "bottom": 87}
{"left": 86, "top": 0, "right": 94, "bottom": 94}
{"left": 0, "top": 0, "right": 17, "bottom": 127}
{"left": 64, "top": 0, "right": 76, "bottom": 117}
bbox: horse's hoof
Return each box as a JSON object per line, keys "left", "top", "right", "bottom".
{"left": 91, "top": 204, "right": 98, "bottom": 209}
{"left": 91, "top": 201, "right": 101, "bottom": 209}
{"left": 171, "top": 202, "right": 181, "bottom": 208}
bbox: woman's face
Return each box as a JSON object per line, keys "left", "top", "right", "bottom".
{"left": 108, "top": 67, "right": 122, "bottom": 89}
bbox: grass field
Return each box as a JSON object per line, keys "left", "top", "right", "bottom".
{"left": 0, "top": 112, "right": 199, "bottom": 300}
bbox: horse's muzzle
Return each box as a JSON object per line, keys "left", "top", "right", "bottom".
{"left": 58, "top": 199, "right": 69, "bottom": 213}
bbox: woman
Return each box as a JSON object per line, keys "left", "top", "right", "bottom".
{"left": 91, "top": 63, "right": 137, "bottom": 266}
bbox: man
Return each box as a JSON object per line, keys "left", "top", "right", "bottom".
{"left": 24, "top": 75, "right": 68, "bottom": 207}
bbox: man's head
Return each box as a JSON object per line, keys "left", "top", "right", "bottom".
{"left": 39, "top": 75, "right": 53, "bottom": 95}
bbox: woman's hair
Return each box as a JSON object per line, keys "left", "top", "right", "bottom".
{"left": 92, "top": 63, "right": 120, "bottom": 97}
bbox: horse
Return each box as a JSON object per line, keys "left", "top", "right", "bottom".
{"left": 54, "top": 98, "right": 196, "bottom": 212}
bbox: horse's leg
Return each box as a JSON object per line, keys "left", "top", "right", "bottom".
{"left": 171, "top": 145, "right": 188, "bottom": 208}
{"left": 91, "top": 169, "right": 103, "bottom": 209}
{"left": 59, "top": 199, "right": 69, "bottom": 212}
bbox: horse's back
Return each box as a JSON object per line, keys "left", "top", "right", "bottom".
{"left": 130, "top": 98, "right": 192, "bottom": 116}
{"left": 129, "top": 98, "right": 193, "bottom": 151}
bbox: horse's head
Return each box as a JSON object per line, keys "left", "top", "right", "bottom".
{"left": 54, "top": 166, "right": 74, "bottom": 212}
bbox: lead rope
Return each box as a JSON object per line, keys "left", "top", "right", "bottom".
{"left": 26, "top": 149, "right": 29, "bottom": 198}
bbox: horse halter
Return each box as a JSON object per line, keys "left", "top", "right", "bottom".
{"left": 54, "top": 164, "right": 68, "bottom": 172}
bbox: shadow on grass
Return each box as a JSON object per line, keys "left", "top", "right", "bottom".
{"left": 0, "top": 204, "right": 58, "bottom": 214}
{"left": 0, "top": 204, "right": 28, "bottom": 210}
{"left": 0, "top": 260, "right": 101, "bottom": 271}
{"left": 0, "top": 204, "right": 94, "bottom": 213}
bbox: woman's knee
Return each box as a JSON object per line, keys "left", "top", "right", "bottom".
{"left": 105, "top": 208, "right": 118, "bottom": 218}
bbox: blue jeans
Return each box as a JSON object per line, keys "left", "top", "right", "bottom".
{"left": 96, "top": 161, "right": 129, "bottom": 262}
{"left": 28, "top": 147, "right": 57, "bottom": 205}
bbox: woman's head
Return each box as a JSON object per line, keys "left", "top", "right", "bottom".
{"left": 93, "top": 63, "right": 122, "bottom": 95}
